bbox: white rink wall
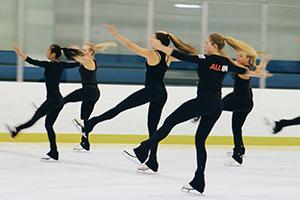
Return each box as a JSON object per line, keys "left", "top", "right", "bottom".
{"left": 0, "top": 81, "right": 299, "bottom": 137}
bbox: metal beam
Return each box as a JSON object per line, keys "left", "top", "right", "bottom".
{"left": 201, "top": 1, "right": 208, "bottom": 52}
{"left": 16, "top": 0, "right": 25, "bottom": 82}
{"left": 259, "top": 0, "right": 268, "bottom": 88}
{"left": 146, "top": 0, "right": 154, "bottom": 49}
{"left": 83, "top": 0, "right": 92, "bottom": 43}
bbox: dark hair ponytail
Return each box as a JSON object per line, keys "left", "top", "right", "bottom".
{"left": 62, "top": 47, "right": 84, "bottom": 61}
{"left": 155, "top": 32, "right": 170, "bottom": 46}
{"left": 50, "top": 44, "right": 62, "bottom": 59}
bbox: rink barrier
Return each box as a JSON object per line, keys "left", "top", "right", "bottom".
{"left": 1, "top": 133, "right": 300, "bottom": 146}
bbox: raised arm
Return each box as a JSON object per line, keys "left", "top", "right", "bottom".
{"left": 249, "top": 53, "right": 272, "bottom": 77}
{"left": 14, "top": 43, "right": 49, "bottom": 68}
{"left": 256, "top": 52, "right": 271, "bottom": 70}
{"left": 103, "top": 23, "right": 153, "bottom": 58}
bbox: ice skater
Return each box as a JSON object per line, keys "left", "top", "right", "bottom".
{"left": 7, "top": 44, "right": 80, "bottom": 161}
{"left": 221, "top": 37, "right": 271, "bottom": 165}
{"left": 54, "top": 41, "right": 117, "bottom": 152}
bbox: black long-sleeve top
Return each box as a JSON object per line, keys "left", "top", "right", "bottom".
{"left": 25, "top": 57, "right": 80, "bottom": 98}
{"left": 171, "top": 50, "right": 247, "bottom": 95}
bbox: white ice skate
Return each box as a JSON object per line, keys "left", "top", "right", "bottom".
{"left": 31, "top": 102, "right": 39, "bottom": 111}
{"left": 136, "top": 164, "right": 158, "bottom": 175}
{"left": 263, "top": 117, "right": 275, "bottom": 134}
{"left": 226, "top": 150, "right": 247, "bottom": 157}
{"left": 122, "top": 149, "right": 143, "bottom": 166}
{"left": 73, "top": 145, "right": 89, "bottom": 152}
{"left": 224, "top": 156, "right": 243, "bottom": 167}
{"left": 72, "top": 118, "right": 88, "bottom": 138}
{"left": 181, "top": 184, "right": 203, "bottom": 196}
{"left": 40, "top": 155, "right": 59, "bottom": 162}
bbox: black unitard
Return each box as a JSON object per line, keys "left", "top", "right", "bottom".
{"left": 222, "top": 73, "right": 253, "bottom": 150}
{"left": 15, "top": 57, "right": 79, "bottom": 151}
{"left": 85, "top": 51, "right": 169, "bottom": 165}
{"left": 54, "top": 60, "right": 100, "bottom": 138}
{"left": 133, "top": 50, "right": 246, "bottom": 192}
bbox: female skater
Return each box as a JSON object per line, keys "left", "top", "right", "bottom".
{"left": 222, "top": 37, "right": 271, "bottom": 165}
{"left": 56, "top": 41, "right": 117, "bottom": 152}
{"left": 7, "top": 44, "right": 80, "bottom": 160}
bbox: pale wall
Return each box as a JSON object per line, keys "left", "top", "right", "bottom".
{"left": 1, "top": 81, "right": 299, "bottom": 136}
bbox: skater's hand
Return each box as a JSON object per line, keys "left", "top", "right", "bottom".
{"left": 103, "top": 24, "right": 118, "bottom": 36}
{"left": 13, "top": 43, "right": 27, "bottom": 60}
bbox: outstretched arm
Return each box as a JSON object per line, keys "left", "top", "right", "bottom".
{"left": 14, "top": 43, "right": 27, "bottom": 60}
{"left": 14, "top": 43, "right": 49, "bottom": 68}
{"left": 103, "top": 23, "right": 152, "bottom": 58}
{"left": 256, "top": 53, "right": 271, "bottom": 70}
{"left": 248, "top": 53, "right": 272, "bottom": 77}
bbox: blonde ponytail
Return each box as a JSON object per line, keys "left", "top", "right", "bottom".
{"left": 85, "top": 41, "right": 117, "bottom": 55}
{"left": 94, "top": 41, "right": 117, "bottom": 51}
{"left": 224, "top": 36, "right": 258, "bottom": 66}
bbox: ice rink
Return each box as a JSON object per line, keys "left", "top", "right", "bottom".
{"left": 0, "top": 143, "right": 299, "bottom": 200}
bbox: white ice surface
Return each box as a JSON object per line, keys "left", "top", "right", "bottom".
{"left": 0, "top": 143, "right": 300, "bottom": 200}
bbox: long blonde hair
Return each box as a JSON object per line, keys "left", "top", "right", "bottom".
{"left": 85, "top": 41, "right": 117, "bottom": 56}
{"left": 224, "top": 36, "right": 258, "bottom": 66}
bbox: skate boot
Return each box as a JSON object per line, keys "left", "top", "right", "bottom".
{"left": 273, "top": 121, "right": 284, "bottom": 134}
{"left": 137, "top": 159, "right": 159, "bottom": 174}
{"left": 182, "top": 175, "right": 205, "bottom": 195}
{"left": 41, "top": 150, "right": 59, "bottom": 162}
{"left": 73, "top": 136, "right": 90, "bottom": 152}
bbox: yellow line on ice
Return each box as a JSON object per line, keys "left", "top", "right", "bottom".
{"left": 1, "top": 133, "right": 300, "bottom": 146}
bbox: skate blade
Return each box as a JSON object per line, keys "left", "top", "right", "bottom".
{"left": 5, "top": 124, "right": 17, "bottom": 138}
{"left": 40, "top": 156, "right": 59, "bottom": 162}
{"left": 31, "top": 102, "right": 38, "bottom": 111}
{"left": 72, "top": 119, "right": 89, "bottom": 138}
{"left": 72, "top": 119, "right": 85, "bottom": 135}
{"left": 181, "top": 186, "right": 203, "bottom": 196}
{"left": 73, "top": 146, "right": 90, "bottom": 152}
{"left": 226, "top": 151, "right": 247, "bottom": 157}
{"left": 136, "top": 165, "right": 158, "bottom": 175}
{"left": 263, "top": 117, "right": 275, "bottom": 134}
{"left": 224, "top": 159, "right": 243, "bottom": 167}
{"left": 122, "top": 150, "right": 143, "bottom": 166}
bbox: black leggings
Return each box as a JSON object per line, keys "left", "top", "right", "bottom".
{"left": 88, "top": 85, "right": 167, "bottom": 160}
{"left": 222, "top": 92, "right": 253, "bottom": 148}
{"left": 278, "top": 116, "right": 300, "bottom": 128}
{"left": 16, "top": 95, "right": 63, "bottom": 151}
{"left": 63, "top": 86, "right": 100, "bottom": 119}
{"left": 136, "top": 93, "right": 222, "bottom": 187}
